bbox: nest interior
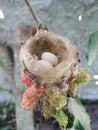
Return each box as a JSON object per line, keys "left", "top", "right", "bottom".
{"left": 28, "top": 30, "right": 70, "bottom": 62}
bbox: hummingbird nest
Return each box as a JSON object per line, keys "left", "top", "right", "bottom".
{"left": 19, "top": 2, "right": 91, "bottom": 128}
{"left": 20, "top": 28, "right": 80, "bottom": 85}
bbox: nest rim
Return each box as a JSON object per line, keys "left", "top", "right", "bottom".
{"left": 20, "top": 30, "right": 79, "bottom": 83}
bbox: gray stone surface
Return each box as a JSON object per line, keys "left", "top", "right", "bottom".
{"left": 0, "top": 0, "right": 98, "bottom": 100}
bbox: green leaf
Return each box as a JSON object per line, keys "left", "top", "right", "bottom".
{"left": 66, "top": 119, "right": 85, "bottom": 130}
{"left": 86, "top": 31, "right": 98, "bottom": 67}
{"left": 68, "top": 98, "right": 91, "bottom": 130}
{"left": 65, "top": 127, "right": 75, "bottom": 130}
{"left": 54, "top": 109, "right": 68, "bottom": 128}
{"left": 66, "top": 112, "right": 74, "bottom": 129}
{"left": 74, "top": 120, "right": 85, "bottom": 130}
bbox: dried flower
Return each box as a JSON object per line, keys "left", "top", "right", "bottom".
{"left": 43, "top": 87, "right": 67, "bottom": 119}
{"left": 70, "top": 69, "right": 90, "bottom": 91}
{"left": 21, "top": 70, "right": 34, "bottom": 87}
{"left": 43, "top": 100, "right": 54, "bottom": 119}
{"left": 22, "top": 85, "right": 45, "bottom": 110}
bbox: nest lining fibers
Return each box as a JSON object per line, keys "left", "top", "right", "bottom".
{"left": 20, "top": 29, "right": 79, "bottom": 83}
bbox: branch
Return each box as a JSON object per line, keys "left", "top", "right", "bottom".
{"left": 24, "top": 0, "right": 42, "bottom": 29}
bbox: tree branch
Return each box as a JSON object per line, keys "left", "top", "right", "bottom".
{"left": 24, "top": 0, "right": 42, "bottom": 29}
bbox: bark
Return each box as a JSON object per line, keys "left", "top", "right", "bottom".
{"left": 16, "top": 95, "right": 35, "bottom": 130}
{"left": 13, "top": 35, "right": 35, "bottom": 130}
{"left": 16, "top": 107, "right": 35, "bottom": 130}
{"left": 0, "top": 41, "right": 35, "bottom": 130}
{"left": 0, "top": 43, "right": 14, "bottom": 92}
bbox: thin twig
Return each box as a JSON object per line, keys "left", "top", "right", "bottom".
{"left": 24, "top": 0, "right": 42, "bottom": 29}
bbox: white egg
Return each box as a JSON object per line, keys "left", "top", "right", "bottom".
{"left": 37, "top": 60, "right": 53, "bottom": 72}
{"left": 41, "top": 52, "right": 58, "bottom": 66}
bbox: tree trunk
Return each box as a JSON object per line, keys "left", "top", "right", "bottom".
{"left": 16, "top": 96, "right": 35, "bottom": 130}
{"left": 0, "top": 27, "right": 36, "bottom": 130}
{"left": 14, "top": 31, "right": 35, "bottom": 130}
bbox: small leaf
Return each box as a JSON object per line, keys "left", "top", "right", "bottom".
{"left": 66, "top": 127, "right": 75, "bottom": 130}
{"left": 66, "top": 119, "right": 85, "bottom": 130}
{"left": 66, "top": 113, "right": 74, "bottom": 129}
{"left": 74, "top": 120, "right": 85, "bottom": 130}
{"left": 86, "top": 31, "right": 98, "bottom": 67}
{"left": 54, "top": 109, "right": 68, "bottom": 128}
{"left": 68, "top": 98, "right": 91, "bottom": 130}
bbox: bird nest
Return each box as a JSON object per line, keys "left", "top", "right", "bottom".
{"left": 20, "top": 29, "right": 80, "bottom": 84}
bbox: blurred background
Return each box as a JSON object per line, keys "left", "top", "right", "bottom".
{"left": 0, "top": 0, "right": 98, "bottom": 130}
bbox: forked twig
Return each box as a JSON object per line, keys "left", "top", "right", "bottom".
{"left": 24, "top": 0, "right": 42, "bottom": 29}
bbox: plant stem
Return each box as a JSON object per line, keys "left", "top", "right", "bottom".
{"left": 24, "top": 0, "right": 42, "bottom": 29}
{"left": 59, "top": 126, "right": 64, "bottom": 130}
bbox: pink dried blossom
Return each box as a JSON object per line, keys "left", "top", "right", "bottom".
{"left": 21, "top": 70, "right": 34, "bottom": 87}
{"left": 22, "top": 86, "right": 45, "bottom": 110}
